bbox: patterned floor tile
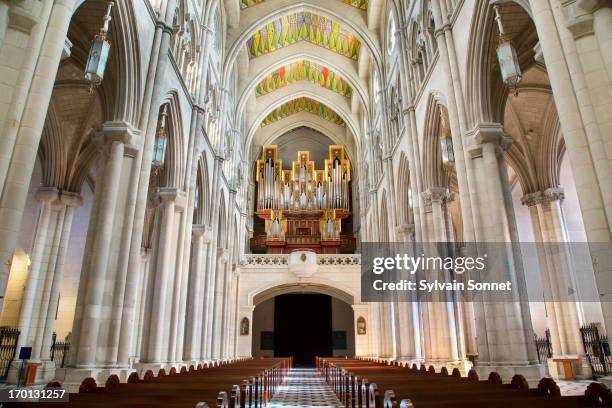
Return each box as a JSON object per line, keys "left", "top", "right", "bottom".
{"left": 268, "top": 368, "right": 343, "bottom": 407}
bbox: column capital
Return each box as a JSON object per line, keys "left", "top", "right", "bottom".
{"left": 192, "top": 224, "right": 213, "bottom": 242}
{"left": 217, "top": 248, "right": 229, "bottom": 264}
{"left": 60, "top": 191, "right": 83, "bottom": 208}
{"left": 94, "top": 121, "right": 142, "bottom": 156}
{"left": 520, "top": 192, "right": 541, "bottom": 207}
{"left": 424, "top": 187, "right": 450, "bottom": 204}
{"left": 395, "top": 223, "right": 415, "bottom": 239}
{"left": 576, "top": 0, "right": 611, "bottom": 13}
{"left": 466, "top": 123, "right": 512, "bottom": 158}
{"left": 562, "top": 0, "right": 598, "bottom": 39}
{"left": 153, "top": 187, "right": 186, "bottom": 209}
{"left": 521, "top": 188, "right": 565, "bottom": 207}
{"left": 35, "top": 187, "right": 59, "bottom": 204}
{"left": 543, "top": 187, "right": 565, "bottom": 203}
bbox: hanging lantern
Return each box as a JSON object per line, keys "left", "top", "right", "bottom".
{"left": 493, "top": 5, "right": 522, "bottom": 94}
{"left": 152, "top": 105, "right": 169, "bottom": 169}
{"left": 84, "top": 1, "right": 114, "bottom": 91}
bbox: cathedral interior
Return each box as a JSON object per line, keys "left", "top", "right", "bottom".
{"left": 1, "top": 0, "right": 612, "bottom": 405}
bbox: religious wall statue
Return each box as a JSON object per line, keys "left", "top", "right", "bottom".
{"left": 357, "top": 316, "right": 366, "bottom": 335}
{"left": 240, "top": 317, "right": 249, "bottom": 335}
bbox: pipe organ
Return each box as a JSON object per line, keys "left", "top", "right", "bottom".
{"left": 252, "top": 145, "right": 354, "bottom": 254}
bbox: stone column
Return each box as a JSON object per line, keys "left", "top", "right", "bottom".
{"left": 133, "top": 248, "right": 151, "bottom": 364}
{"left": 392, "top": 224, "right": 423, "bottom": 362}
{"left": 0, "top": 0, "right": 54, "bottom": 191}
{"left": 529, "top": 0, "right": 612, "bottom": 244}
{"left": 466, "top": 125, "right": 545, "bottom": 383}
{"left": 141, "top": 188, "right": 181, "bottom": 365}
{"left": 430, "top": 0, "right": 478, "bottom": 244}
{"left": 421, "top": 188, "right": 461, "bottom": 370}
{"left": 210, "top": 248, "right": 228, "bottom": 360}
{"left": 586, "top": 3, "right": 612, "bottom": 86}
{"left": 184, "top": 224, "right": 208, "bottom": 362}
{"left": 13, "top": 187, "right": 57, "bottom": 351}
{"left": 68, "top": 123, "right": 140, "bottom": 375}
{"left": 563, "top": 1, "right": 612, "bottom": 188}
{"left": 37, "top": 192, "right": 81, "bottom": 362}
{"left": 0, "top": 0, "right": 76, "bottom": 312}
{"left": 521, "top": 189, "right": 591, "bottom": 379}
{"left": 201, "top": 235, "right": 217, "bottom": 361}
{"left": 167, "top": 190, "right": 187, "bottom": 365}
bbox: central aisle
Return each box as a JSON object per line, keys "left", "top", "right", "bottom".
{"left": 268, "top": 368, "right": 343, "bottom": 407}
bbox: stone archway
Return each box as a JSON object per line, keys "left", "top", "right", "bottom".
{"left": 235, "top": 252, "right": 367, "bottom": 359}
{"left": 250, "top": 285, "right": 356, "bottom": 365}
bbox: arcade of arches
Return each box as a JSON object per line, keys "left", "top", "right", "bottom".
{"left": 0, "top": 0, "right": 612, "bottom": 391}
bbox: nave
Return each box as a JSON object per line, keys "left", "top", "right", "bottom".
{"left": 24, "top": 357, "right": 611, "bottom": 407}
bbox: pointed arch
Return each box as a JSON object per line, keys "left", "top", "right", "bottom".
{"left": 194, "top": 153, "right": 211, "bottom": 225}
{"left": 396, "top": 151, "right": 413, "bottom": 226}
{"left": 158, "top": 91, "right": 186, "bottom": 189}
{"left": 379, "top": 190, "right": 390, "bottom": 243}
{"left": 423, "top": 92, "right": 456, "bottom": 191}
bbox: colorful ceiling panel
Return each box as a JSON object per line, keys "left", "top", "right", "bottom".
{"left": 246, "top": 12, "right": 361, "bottom": 61}
{"left": 240, "top": 0, "right": 264, "bottom": 9}
{"left": 261, "top": 97, "right": 346, "bottom": 127}
{"left": 341, "top": 0, "right": 369, "bottom": 10}
{"left": 240, "top": 0, "right": 368, "bottom": 10}
{"left": 255, "top": 61, "right": 353, "bottom": 98}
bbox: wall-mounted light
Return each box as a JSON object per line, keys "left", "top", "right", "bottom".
{"left": 84, "top": 2, "right": 114, "bottom": 92}
{"left": 152, "top": 105, "right": 169, "bottom": 170}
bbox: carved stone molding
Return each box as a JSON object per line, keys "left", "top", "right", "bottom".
{"left": 466, "top": 123, "right": 512, "bottom": 159}
{"left": 153, "top": 187, "right": 187, "bottom": 211}
{"left": 35, "top": 186, "right": 59, "bottom": 204}
{"left": 520, "top": 188, "right": 565, "bottom": 207}
{"left": 192, "top": 224, "right": 207, "bottom": 239}
{"left": 60, "top": 191, "right": 83, "bottom": 208}
{"left": 94, "top": 121, "right": 142, "bottom": 157}
{"left": 395, "top": 223, "right": 415, "bottom": 236}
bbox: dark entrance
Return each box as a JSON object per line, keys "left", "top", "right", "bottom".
{"left": 274, "top": 293, "right": 332, "bottom": 365}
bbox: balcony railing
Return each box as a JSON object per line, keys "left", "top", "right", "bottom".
{"left": 242, "top": 253, "right": 361, "bottom": 267}
{"left": 317, "top": 254, "right": 361, "bottom": 265}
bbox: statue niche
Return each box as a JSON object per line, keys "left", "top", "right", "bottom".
{"left": 357, "top": 316, "right": 366, "bottom": 335}
{"left": 240, "top": 317, "right": 250, "bottom": 335}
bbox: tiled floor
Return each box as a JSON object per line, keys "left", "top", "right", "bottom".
{"left": 268, "top": 368, "right": 343, "bottom": 407}
{"left": 557, "top": 379, "right": 594, "bottom": 396}
{"left": 267, "top": 368, "right": 593, "bottom": 407}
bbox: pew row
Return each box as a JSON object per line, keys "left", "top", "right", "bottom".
{"left": 36, "top": 357, "right": 292, "bottom": 408}
{"left": 317, "top": 357, "right": 611, "bottom": 407}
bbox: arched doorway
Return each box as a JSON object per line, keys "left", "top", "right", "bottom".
{"left": 275, "top": 293, "right": 332, "bottom": 365}
{"left": 251, "top": 289, "right": 356, "bottom": 366}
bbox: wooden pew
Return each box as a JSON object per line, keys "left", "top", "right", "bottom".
{"left": 35, "top": 357, "right": 292, "bottom": 408}
{"left": 317, "top": 357, "right": 604, "bottom": 408}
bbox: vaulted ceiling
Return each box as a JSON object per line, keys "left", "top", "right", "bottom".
{"left": 227, "top": 0, "right": 385, "bottom": 159}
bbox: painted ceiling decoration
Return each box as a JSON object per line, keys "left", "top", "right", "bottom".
{"left": 240, "top": 0, "right": 264, "bottom": 9}
{"left": 341, "top": 0, "right": 369, "bottom": 10}
{"left": 261, "top": 97, "right": 346, "bottom": 127}
{"left": 240, "top": 0, "right": 369, "bottom": 10}
{"left": 255, "top": 60, "right": 353, "bottom": 98}
{"left": 246, "top": 12, "right": 361, "bottom": 61}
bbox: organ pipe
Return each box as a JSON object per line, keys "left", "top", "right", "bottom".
{"left": 256, "top": 145, "right": 351, "bottom": 238}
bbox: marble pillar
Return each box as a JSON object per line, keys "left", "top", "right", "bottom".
{"left": 466, "top": 124, "right": 546, "bottom": 384}
{"left": 521, "top": 189, "right": 591, "bottom": 379}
